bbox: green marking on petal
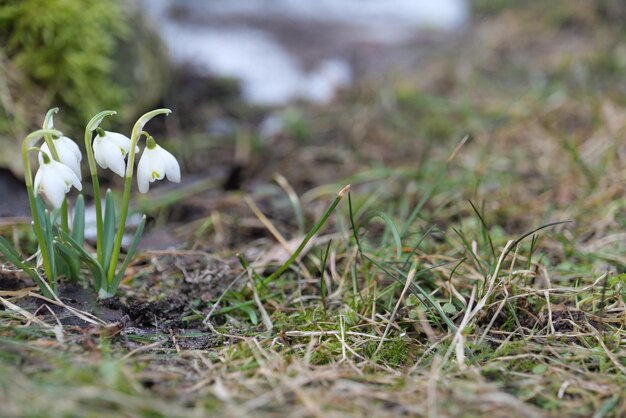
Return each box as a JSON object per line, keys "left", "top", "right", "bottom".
{"left": 152, "top": 171, "right": 160, "bottom": 179}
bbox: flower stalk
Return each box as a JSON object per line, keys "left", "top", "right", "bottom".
{"left": 41, "top": 108, "right": 71, "bottom": 233}
{"left": 21, "top": 128, "right": 63, "bottom": 291}
{"left": 83, "top": 110, "right": 116, "bottom": 264}
{"left": 106, "top": 108, "right": 171, "bottom": 285}
{"left": 2, "top": 108, "right": 180, "bottom": 299}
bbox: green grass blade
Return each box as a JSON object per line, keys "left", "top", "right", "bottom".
{"left": 505, "top": 221, "right": 572, "bottom": 263}
{"left": 319, "top": 239, "right": 332, "bottom": 310}
{"left": 402, "top": 224, "right": 435, "bottom": 270}
{"left": 365, "top": 254, "right": 458, "bottom": 333}
{"left": 262, "top": 185, "right": 349, "bottom": 286}
{"left": 237, "top": 253, "right": 264, "bottom": 285}
{"left": 452, "top": 227, "right": 486, "bottom": 277}
{"left": 213, "top": 294, "right": 276, "bottom": 316}
{"left": 348, "top": 193, "right": 363, "bottom": 255}
{"left": 238, "top": 304, "right": 259, "bottom": 325}
{"left": 374, "top": 212, "right": 402, "bottom": 259}
{"left": 468, "top": 200, "right": 496, "bottom": 263}
{"left": 400, "top": 166, "right": 446, "bottom": 238}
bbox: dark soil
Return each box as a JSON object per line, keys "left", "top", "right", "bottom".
{"left": 3, "top": 254, "right": 238, "bottom": 350}
{"left": 119, "top": 252, "right": 237, "bottom": 328}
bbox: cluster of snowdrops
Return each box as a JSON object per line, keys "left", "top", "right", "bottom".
{"left": 0, "top": 108, "right": 179, "bottom": 298}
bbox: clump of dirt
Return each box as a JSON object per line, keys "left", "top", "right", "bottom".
{"left": 474, "top": 297, "right": 605, "bottom": 340}
{"left": 116, "top": 253, "right": 239, "bottom": 331}
{"left": 0, "top": 268, "right": 31, "bottom": 291}
{"left": 122, "top": 296, "right": 188, "bottom": 329}
{"left": 2, "top": 253, "right": 238, "bottom": 341}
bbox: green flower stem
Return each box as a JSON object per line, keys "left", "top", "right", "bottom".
{"left": 106, "top": 109, "right": 171, "bottom": 286}
{"left": 21, "top": 129, "right": 62, "bottom": 287}
{"left": 84, "top": 127, "right": 104, "bottom": 264}
{"left": 41, "top": 108, "right": 69, "bottom": 233}
{"left": 83, "top": 110, "right": 116, "bottom": 265}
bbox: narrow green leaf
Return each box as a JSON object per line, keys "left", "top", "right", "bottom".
{"left": 55, "top": 243, "right": 81, "bottom": 282}
{"left": 0, "top": 237, "right": 43, "bottom": 286}
{"left": 53, "top": 245, "right": 70, "bottom": 279}
{"left": 102, "top": 189, "right": 116, "bottom": 276}
{"left": 110, "top": 215, "right": 146, "bottom": 294}
{"left": 41, "top": 208, "right": 57, "bottom": 282}
{"left": 72, "top": 194, "right": 85, "bottom": 245}
{"left": 34, "top": 195, "right": 48, "bottom": 235}
{"left": 59, "top": 230, "right": 105, "bottom": 292}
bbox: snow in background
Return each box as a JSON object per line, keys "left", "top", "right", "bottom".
{"left": 144, "top": 0, "right": 468, "bottom": 105}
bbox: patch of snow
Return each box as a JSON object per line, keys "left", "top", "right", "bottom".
{"left": 144, "top": 0, "right": 468, "bottom": 105}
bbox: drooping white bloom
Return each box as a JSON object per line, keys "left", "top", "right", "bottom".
{"left": 34, "top": 154, "right": 82, "bottom": 209}
{"left": 136, "top": 140, "right": 181, "bottom": 193}
{"left": 93, "top": 131, "right": 138, "bottom": 177}
{"left": 38, "top": 136, "right": 83, "bottom": 180}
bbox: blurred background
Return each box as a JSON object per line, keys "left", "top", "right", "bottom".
{"left": 0, "top": 0, "right": 466, "bottom": 211}
{"left": 2, "top": 0, "right": 626, "bottom": 248}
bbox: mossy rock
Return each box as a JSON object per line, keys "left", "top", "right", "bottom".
{"left": 0, "top": 0, "right": 169, "bottom": 177}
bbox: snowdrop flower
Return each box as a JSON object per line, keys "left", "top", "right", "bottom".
{"left": 34, "top": 152, "right": 82, "bottom": 209}
{"left": 38, "top": 135, "right": 83, "bottom": 180}
{"left": 93, "top": 129, "right": 138, "bottom": 177}
{"left": 137, "top": 136, "right": 180, "bottom": 193}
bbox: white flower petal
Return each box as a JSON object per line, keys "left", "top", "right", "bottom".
{"left": 137, "top": 149, "right": 151, "bottom": 193}
{"left": 34, "top": 159, "right": 82, "bottom": 208}
{"left": 34, "top": 165, "right": 44, "bottom": 195}
{"left": 59, "top": 136, "right": 82, "bottom": 161}
{"left": 38, "top": 144, "right": 50, "bottom": 166}
{"left": 103, "top": 149, "right": 126, "bottom": 177}
{"left": 94, "top": 136, "right": 126, "bottom": 177}
{"left": 103, "top": 131, "right": 133, "bottom": 154}
{"left": 149, "top": 148, "right": 166, "bottom": 180}
{"left": 93, "top": 136, "right": 109, "bottom": 169}
{"left": 40, "top": 174, "right": 68, "bottom": 209}
{"left": 55, "top": 138, "right": 82, "bottom": 180}
{"left": 135, "top": 142, "right": 181, "bottom": 193}
{"left": 53, "top": 160, "right": 82, "bottom": 192}
{"left": 157, "top": 145, "right": 181, "bottom": 183}
{"left": 37, "top": 137, "right": 83, "bottom": 180}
